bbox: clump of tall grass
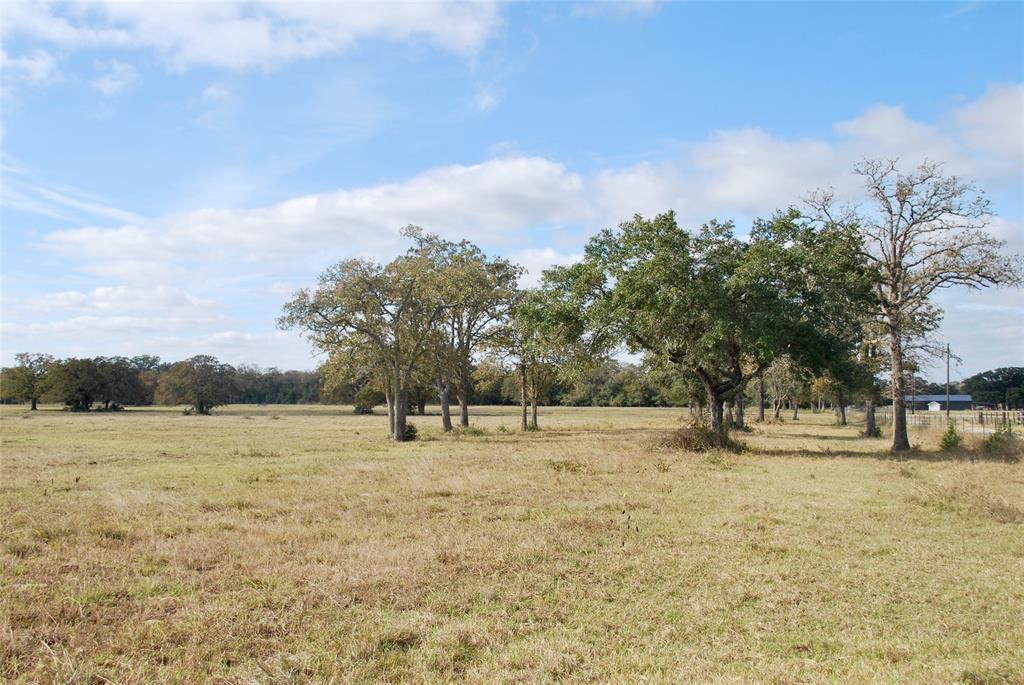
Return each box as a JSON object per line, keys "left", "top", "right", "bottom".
{"left": 452, "top": 426, "right": 486, "bottom": 437}
{"left": 659, "top": 419, "right": 743, "bottom": 453}
{"left": 983, "top": 420, "right": 1020, "bottom": 462}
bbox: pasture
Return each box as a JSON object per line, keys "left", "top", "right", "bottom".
{"left": 2, "top": 405, "right": 1022, "bottom": 684}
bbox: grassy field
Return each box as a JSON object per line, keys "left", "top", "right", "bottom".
{"left": 2, "top": 404, "right": 1022, "bottom": 684}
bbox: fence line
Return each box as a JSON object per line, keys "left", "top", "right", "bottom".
{"left": 870, "top": 408, "right": 1022, "bottom": 434}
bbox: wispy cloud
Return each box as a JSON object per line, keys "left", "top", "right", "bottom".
{"left": 7, "top": 84, "right": 1023, "bottom": 372}
{"left": 1, "top": 2, "right": 504, "bottom": 72}
{"left": 0, "top": 48, "right": 60, "bottom": 95}
{"left": 2, "top": 158, "right": 142, "bottom": 224}
{"left": 92, "top": 60, "right": 138, "bottom": 95}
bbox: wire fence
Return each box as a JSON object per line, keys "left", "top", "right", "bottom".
{"left": 873, "top": 408, "right": 1023, "bottom": 435}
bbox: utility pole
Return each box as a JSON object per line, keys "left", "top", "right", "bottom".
{"left": 945, "top": 343, "right": 951, "bottom": 421}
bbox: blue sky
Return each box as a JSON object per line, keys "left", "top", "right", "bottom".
{"left": 2, "top": 1, "right": 1022, "bottom": 380}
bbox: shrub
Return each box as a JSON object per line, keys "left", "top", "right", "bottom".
{"left": 940, "top": 421, "right": 962, "bottom": 451}
{"left": 659, "top": 419, "right": 743, "bottom": 453}
{"left": 453, "top": 425, "right": 486, "bottom": 437}
{"left": 353, "top": 385, "right": 385, "bottom": 415}
{"left": 403, "top": 422, "right": 418, "bottom": 441}
{"left": 983, "top": 420, "right": 1020, "bottom": 461}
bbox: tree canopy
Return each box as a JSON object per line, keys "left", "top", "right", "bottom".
{"left": 541, "top": 209, "right": 870, "bottom": 435}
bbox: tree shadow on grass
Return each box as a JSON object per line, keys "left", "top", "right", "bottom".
{"left": 758, "top": 431, "right": 868, "bottom": 442}
{"left": 754, "top": 445, "right": 1018, "bottom": 464}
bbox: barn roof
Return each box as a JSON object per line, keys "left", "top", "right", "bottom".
{"left": 904, "top": 394, "right": 972, "bottom": 402}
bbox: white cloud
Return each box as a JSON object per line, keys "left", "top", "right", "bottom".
{"left": 30, "top": 285, "right": 215, "bottom": 314}
{"left": 511, "top": 247, "right": 584, "bottom": 287}
{"left": 570, "top": 1, "right": 658, "bottom": 19}
{"left": 474, "top": 86, "right": 500, "bottom": 112}
{"left": 35, "top": 85, "right": 1024, "bottom": 279}
{"left": 2, "top": 1, "right": 503, "bottom": 71}
{"left": 1, "top": 158, "right": 142, "bottom": 224}
{"left": 42, "top": 156, "right": 587, "bottom": 281}
{"left": 92, "top": 59, "right": 138, "bottom": 95}
{"left": 954, "top": 83, "right": 1024, "bottom": 177}
{"left": 2, "top": 314, "right": 215, "bottom": 338}
{"left": 11, "top": 84, "right": 1024, "bottom": 373}
{"left": 0, "top": 48, "right": 60, "bottom": 92}
{"left": 202, "top": 82, "right": 232, "bottom": 101}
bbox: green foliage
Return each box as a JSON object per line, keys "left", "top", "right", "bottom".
{"left": 233, "top": 364, "right": 320, "bottom": 404}
{"left": 545, "top": 209, "right": 870, "bottom": 435}
{"left": 278, "top": 241, "right": 452, "bottom": 440}
{"left": 939, "top": 421, "right": 962, "bottom": 451}
{"left": 2, "top": 353, "right": 55, "bottom": 407}
{"left": 353, "top": 385, "right": 385, "bottom": 414}
{"left": 157, "top": 355, "right": 236, "bottom": 415}
{"left": 983, "top": 420, "right": 1018, "bottom": 458}
{"left": 44, "top": 358, "right": 106, "bottom": 410}
{"left": 403, "top": 422, "right": 418, "bottom": 441}
{"left": 962, "top": 367, "right": 1024, "bottom": 408}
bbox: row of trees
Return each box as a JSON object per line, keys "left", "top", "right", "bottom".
{"left": 280, "top": 159, "right": 1022, "bottom": 450}
{"left": 4, "top": 161, "right": 1018, "bottom": 450}
{"left": 8, "top": 347, "right": 1018, "bottom": 419}
{"left": 0, "top": 354, "right": 319, "bottom": 413}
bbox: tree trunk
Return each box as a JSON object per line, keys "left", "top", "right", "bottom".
{"left": 518, "top": 365, "right": 528, "bottom": 432}
{"left": 385, "top": 384, "right": 395, "bottom": 437}
{"left": 437, "top": 383, "right": 453, "bottom": 432}
{"left": 792, "top": 403, "right": 799, "bottom": 420}
{"left": 889, "top": 331, "right": 911, "bottom": 452}
{"left": 734, "top": 392, "right": 745, "bottom": 429}
{"left": 393, "top": 385, "right": 408, "bottom": 441}
{"left": 836, "top": 389, "right": 847, "bottom": 426}
{"left": 757, "top": 372, "right": 765, "bottom": 422}
{"left": 457, "top": 373, "right": 471, "bottom": 427}
{"left": 417, "top": 396, "right": 426, "bottom": 416}
{"left": 864, "top": 399, "right": 879, "bottom": 437}
{"left": 530, "top": 399, "right": 539, "bottom": 430}
{"left": 708, "top": 390, "right": 726, "bottom": 438}
{"left": 725, "top": 404, "right": 734, "bottom": 428}
{"left": 30, "top": 398, "right": 37, "bottom": 411}
{"left": 773, "top": 398, "right": 782, "bottom": 420}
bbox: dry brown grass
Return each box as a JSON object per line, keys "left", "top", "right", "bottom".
{"left": 1, "top": 404, "right": 1022, "bottom": 683}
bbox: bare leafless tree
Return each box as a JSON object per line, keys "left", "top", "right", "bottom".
{"left": 809, "top": 159, "right": 1022, "bottom": 452}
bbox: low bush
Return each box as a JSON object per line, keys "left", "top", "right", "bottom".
{"left": 353, "top": 385, "right": 385, "bottom": 415}
{"left": 984, "top": 421, "right": 1021, "bottom": 462}
{"left": 453, "top": 425, "right": 486, "bottom": 437}
{"left": 940, "top": 421, "right": 962, "bottom": 451}
{"left": 659, "top": 419, "right": 743, "bottom": 453}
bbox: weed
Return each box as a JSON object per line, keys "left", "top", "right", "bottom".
{"left": 984, "top": 421, "right": 1021, "bottom": 461}
{"left": 4, "top": 540, "right": 41, "bottom": 558}
{"left": 940, "top": 421, "right": 962, "bottom": 451}
{"left": 547, "top": 457, "right": 586, "bottom": 473}
{"left": 453, "top": 425, "right": 487, "bottom": 437}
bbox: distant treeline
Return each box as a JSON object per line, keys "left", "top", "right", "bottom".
{"left": 0, "top": 354, "right": 319, "bottom": 411}
{"left": 2, "top": 352, "right": 1020, "bottom": 414}
{"left": 0, "top": 352, "right": 690, "bottom": 411}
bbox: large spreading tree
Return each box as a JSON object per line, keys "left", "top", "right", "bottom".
{"left": 157, "top": 355, "right": 236, "bottom": 414}
{"left": 543, "top": 210, "right": 869, "bottom": 437}
{"left": 5, "top": 353, "right": 54, "bottom": 410}
{"left": 279, "top": 246, "right": 449, "bottom": 441}
{"left": 809, "top": 159, "right": 1022, "bottom": 451}
{"left": 408, "top": 229, "right": 521, "bottom": 431}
